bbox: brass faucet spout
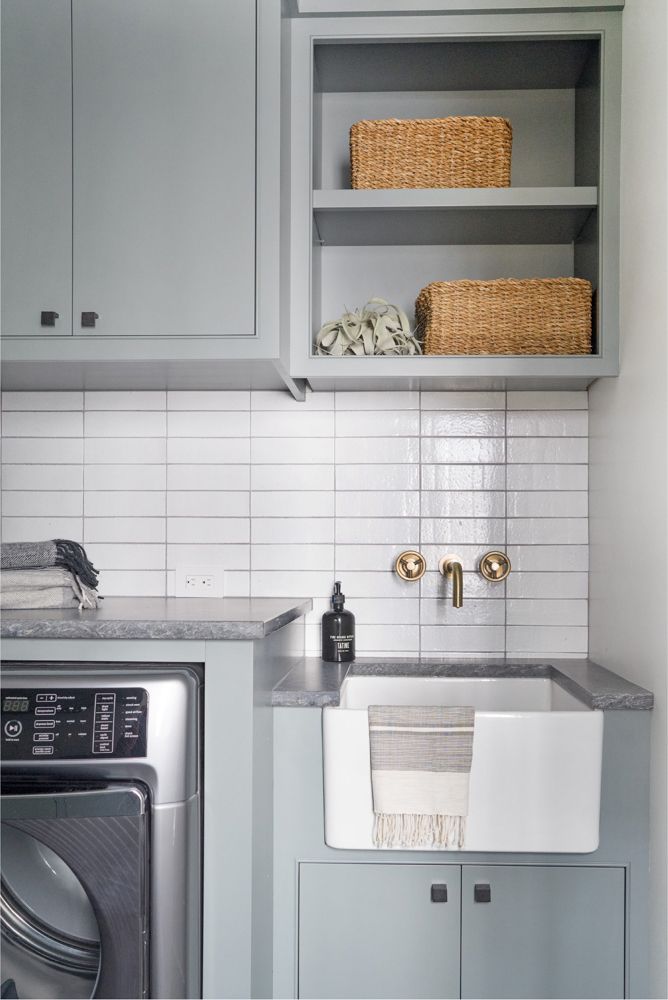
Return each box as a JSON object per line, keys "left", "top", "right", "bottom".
{"left": 438, "top": 556, "right": 464, "bottom": 608}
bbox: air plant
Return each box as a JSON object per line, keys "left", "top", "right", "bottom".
{"left": 314, "top": 298, "right": 422, "bottom": 356}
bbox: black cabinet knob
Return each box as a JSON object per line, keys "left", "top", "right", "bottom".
{"left": 474, "top": 883, "right": 491, "bottom": 903}
{"left": 430, "top": 884, "right": 448, "bottom": 903}
{"left": 81, "top": 311, "right": 99, "bottom": 328}
{"left": 40, "top": 311, "right": 59, "bottom": 327}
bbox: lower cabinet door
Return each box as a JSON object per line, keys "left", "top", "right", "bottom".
{"left": 299, "top": 863, "right": 461, "bottom": 1000}
{"left": 461, "top": 865, "right": 625, "bottom": 1000}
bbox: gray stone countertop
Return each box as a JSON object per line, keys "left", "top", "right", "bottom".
{"left": 0, "top": 597, "right": 312, "bottom": 641}
{"left": 272, "top": 657, "right": 654, "bottom": 710}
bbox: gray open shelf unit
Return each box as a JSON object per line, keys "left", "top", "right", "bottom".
{"left": 288, "top": 10, "right": 622, "bottom": 390}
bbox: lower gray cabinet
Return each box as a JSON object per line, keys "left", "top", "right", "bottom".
{"left": 298, "top": 863, "right": 461, "bottom": 999}
{"left": 298, "top": 863, "right": 626, "bottom": 1000}
{"left": 461, "top": 865, "right": 625, "bottom": 1000}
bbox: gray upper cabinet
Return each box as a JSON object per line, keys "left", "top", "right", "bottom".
{"left": 288, "top": 1, "right": 623, "bottom": 12}
{"left": 1, "top": 0, "right": 73, "bottom": 337}
{"left": 288, "top": 9, "right": 622, "bottom": 391}
{"left": 72, "top": 0, "right": 255, "bottom": 339}
{"left": 460, "top": 866, "right": 625, "bottom": 1000}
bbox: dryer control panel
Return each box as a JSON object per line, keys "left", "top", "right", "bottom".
{"left": 1, "top": 688, "right": 148, "bottom": 760}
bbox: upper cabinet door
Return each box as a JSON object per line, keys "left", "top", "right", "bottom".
{"left": 72, "top": 0, "right": 256, "bottom": 338}
{"left": 1, "top": 0, "right": 73, "bottom": 337}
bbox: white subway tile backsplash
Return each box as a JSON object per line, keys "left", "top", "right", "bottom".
{"left": 167, "top": 411, "right": 250, "bottom": 437}
{"left": 421, "top": 438, "right": 505, "bottom": 464}
{"left": 336, "top": 517, "right": 419, "bottom": 545}
{"left": 85, "top": 438, "right": 166, "bottom": 464}
{"left": 420, "top": 391, "right": 505, "bottom": 410}
{"left": 84, "top": 492, "right": 165, "bottom": 517}
{"left": 252, "top": 411, "right": 334, "bottom": 437}
{"left": 2, "top": 492, "right": 83, "bottom": 517}
{"left": 507, "top": 391, "right": 587, "bottom": 410}
{"left": 252, "top": 544, "right": 334, "bottom": 571}
{"left": 420, "top": 411, "right": 505, "bottom": 437}
{"left": 85, "top": 391, "right": 165, "bottom": 410}
{"left": 507, "top": 438, "right": 588, "bottom": 464}
{"left": 168, "top": 438, "right": 250, "bottom": 464}
{"left": 252, "top": 518, "right": 334, "bottom": 544}
{"left": 507, "top": 545, "right": 589, "bottom": 572}
{"left": 421, "top": 465, "right": 505, "bottom": 491}
{"left": 421, "top": 518, "right": 505, "bottom": 545}
{"left": 167, "top": 465, "right": 250, "bottom": 491}
{"left": 336, "top": 464, "right": 419, "bottom": 491}
{"left": 506, "top": 411, "right": 588, "bottom": 437}
{"left": 85, "top": 411, "right": 166, "bottom": 437}
{"left": 336, "top": 411, "right": 419, "bottom": 437}
{"left": 421, "top": 491, "right": 505, "bottom": 518}
{"left": 167, "top": 491, "right": 249, "bottom": 517}
{"left": 252, "top": 438, "right": 333, "bottom": 464}
{"left": 506, "top": 599, "right": 588, "bottom": 627}
{"left": 506, "top": 464, "right": 588, "bottom": 491}
{"left": 2, "top": 438, "right": 84, "bottom": 464}
{"left": 507, "top": 518, "right": 588, "bottom": 545}
{"left": 336, "top": 491, "right": 419, "bottom": 518}
{"left": 507, "top": 572, "right": 588, "bottom": 599}
{"left": 251, "top": 465, "right": 334, "bottom": 491}
{"left": 3, "top": 517, "right": 83, "bottom": 542}
{"left": 335, "top": 391, "right": 418, "bottom": 410}
{"left": 84, "top": 465, "right": 165, "bottom": 491}
{"left": 2, "top": 412, "right": 83, "bottom": 437}
{"left": 167, "top": 518, "right": 250, "bottom": 544}
{"left": 251, "top": 491, "right": 335, "bottom": 518}
{"left": 2, "top": 465, "right": 83, "bottom": 491}
{"left": 1, "top": 388, "right": 590, "bottom": 658}
{"left": 507, "top": 491, "right": 588, "bottom": 518}
{"left": 85, "top": 517, "right": 166, "bottom": 544}
{"left": 335, "top": 438, "right": 419, "bottom": 464}
{"left": 168, "top": 391, "right": 250, "bottom": 410}
{"left": 2, "top": 392, "right": 83, "bottom": 411}
{"left": 85, "top": 543, "right": 166, "bottom": 570}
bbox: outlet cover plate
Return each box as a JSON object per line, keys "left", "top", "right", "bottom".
{"left": 175, "top": 565, "right": 224, "bottom": 598}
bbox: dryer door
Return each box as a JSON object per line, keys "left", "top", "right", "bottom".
{"left": 1, "top": 784, "right": 149, "bottom": 1000}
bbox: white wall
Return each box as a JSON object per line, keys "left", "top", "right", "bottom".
{"left": 1, "top": 388, "right": 589, "bottom": 659}
{"left": 589, "top": 0, "right": 668, "bottom": 994}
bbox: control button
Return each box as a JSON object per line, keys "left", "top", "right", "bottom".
{"left": 36, "top": 694, "right": 57, "bottom": 703}
{"left": 4, "top": 720, "right": 22, "bottom": 737}
{"left": 32, "top": 746, "right": 54, "bottom": 756}
{"left": 34, "top": 720, "right": 56, "bottom": 729}
{"left": 93, "top": 741, "right": 113, "bottom": 753}
{"left": 33, "top": 732, "right": 55, "bottom": 742}
{"left": 35, "top": 707, "right": 56, "bottom": 716}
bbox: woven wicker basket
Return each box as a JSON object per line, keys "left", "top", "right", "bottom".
{"left": 416, "top": 278, "right": 592, "bottom": 355}
{"left": 350, "top": 116, "right": 512, "bottom": 190}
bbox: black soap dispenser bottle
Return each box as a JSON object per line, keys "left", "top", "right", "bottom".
{"left": 322, "top": 581, "right": 355, "bottom": 663}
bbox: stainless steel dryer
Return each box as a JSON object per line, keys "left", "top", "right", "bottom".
{"left": 0, "top": 662, "right": 201, "bottom": 1000}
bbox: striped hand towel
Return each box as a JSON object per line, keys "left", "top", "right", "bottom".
{"left": 368, "top": 705, "right": 475, "bottom": 849}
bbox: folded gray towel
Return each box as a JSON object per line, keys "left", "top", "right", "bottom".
{"left": 0, "top": 567, "right": 100, "bottom": 609}
{"left": 1, "top": 540, "right": 99, "bottom": 590}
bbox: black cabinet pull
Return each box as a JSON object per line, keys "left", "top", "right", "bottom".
{"left": 474, "top": 883, "right": 491, "bottom": 903}
{"left": 40, "top": 311, "right": 59, "bottom": 327}
{"left": 81, "top": 311, "right": 99, "bottom": 328}
{"left": 430, "top": 884, "right": 448, "bottom": 903}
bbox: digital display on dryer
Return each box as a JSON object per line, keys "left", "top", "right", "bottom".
{"left": 2, "top": 696, "right": 29, "bottom": 713}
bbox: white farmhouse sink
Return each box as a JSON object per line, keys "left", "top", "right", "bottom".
{"left": 323, "top": 675, "right": 603, "bottom": 853}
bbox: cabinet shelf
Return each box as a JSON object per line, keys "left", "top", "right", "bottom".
{"left": 313, "top": 187, "right": 598, "bottom": 246}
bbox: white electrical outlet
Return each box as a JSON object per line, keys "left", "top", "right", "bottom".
{"left": 175, "top": 565, "right": 224, "bottom": 598}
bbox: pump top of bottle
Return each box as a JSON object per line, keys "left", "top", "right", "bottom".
{"left": 331, "top": 581, "right": 345, "bottom": 611}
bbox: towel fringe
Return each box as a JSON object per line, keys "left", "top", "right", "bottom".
{"left": 373, "top": 812, "right": 466, "bottom": 849}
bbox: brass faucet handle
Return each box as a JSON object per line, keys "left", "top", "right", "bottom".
{"left": 395, "top": 550, "right": 426, "bottom": 581}
{"left": 479, "top": 551, "right": 511, "bottom": 582}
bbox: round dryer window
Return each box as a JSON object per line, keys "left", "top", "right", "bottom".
{"left": 1, "top": 825, "right": 101, "bottom": 999}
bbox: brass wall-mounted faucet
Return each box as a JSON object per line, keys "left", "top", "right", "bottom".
{"left": 439, "top": 555, "right": 464, "bottom": 608}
